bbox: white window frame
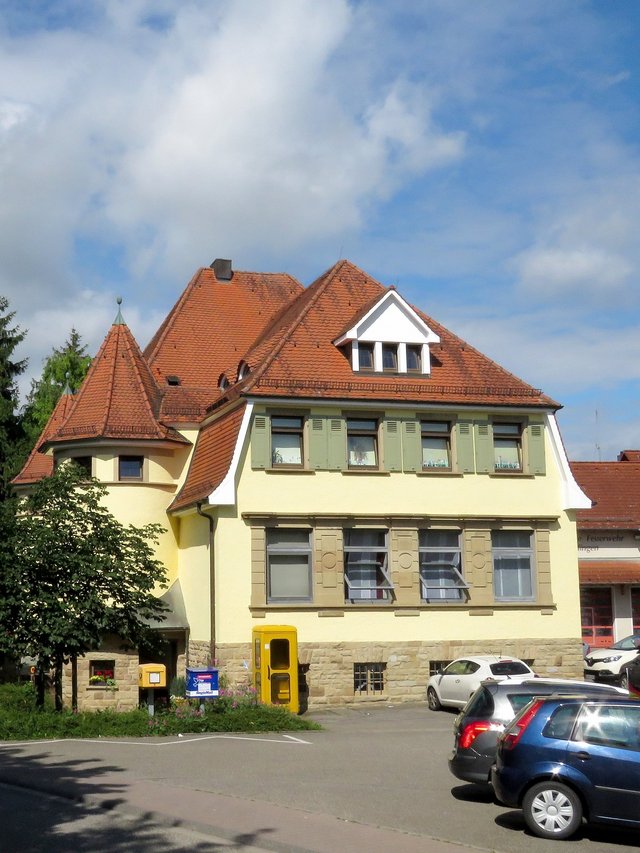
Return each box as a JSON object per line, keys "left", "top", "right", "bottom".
{"left": 419, "top": 530, "right": 467, "bottom": 601}
{"left": 493, "top": 422, "right": 523, "bottom": 472}
{"left": 266, "top": 528, "right": 313, "bottom": 603}
{"left": 346, "top": 418, "right": 379, "bottom": 469}
{"left": 343, "top": 529, "right": 394, "bottom": 603}
{"left": 492, "top": 530, "right": 535, "bottom": 601}
{"left": 421, "top": 421, "right": 452, "bottom": 470}
{"left": 270, "top": 415, "right": 304, "bottom": 468}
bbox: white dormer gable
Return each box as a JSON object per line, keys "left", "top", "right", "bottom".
{"left": 334, "top": 289, "right": 440, "bottom": 375}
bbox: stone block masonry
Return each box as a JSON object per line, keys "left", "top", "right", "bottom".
{"left": 214, "top": 638, "right": 585, "bottom": 708}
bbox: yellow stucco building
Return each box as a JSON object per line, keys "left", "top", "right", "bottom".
{"left": 15, "top": 259, "right": 590, "bottom": 709}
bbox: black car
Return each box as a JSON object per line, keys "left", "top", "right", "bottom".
{"left": 623, "top": 655, "right": 640, "bottom": 696}
{"left": 448, "top": 678, "right": 626, "bottom": 785}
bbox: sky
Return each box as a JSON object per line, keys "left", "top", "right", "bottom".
{"left": 1, "top": 0, "right": 639, "bottom": 461}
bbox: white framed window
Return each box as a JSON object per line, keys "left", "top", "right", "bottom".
{"left": 493, "top": 422, "right": 523, "bottom": 472}
{"left": 421, "top": 421, "right": 451, "bottom": 470}
{"left": 492, "top": 530, "right": 534, "bottom": 600}
{"left": 343, "top": 529, "right": 393, "bottom": 602}
{"left": 358, "top": 343, "right": 374, "bottom": 371}
{"left": 406, "top": 345, "right": 422, "bottom": 372}
{"left": 382, "top": 344, "right": 398, "bottom": 372}
{"left": 266, "top": 529, "right": 312, "bottom": 602}
{"left": 271, "top": 416, "right": 304, "bottom": 467}
{"left": 347, "top": 418, "right": 378, "bottom": 469}
{"left": 419, "top": 530, "right": 467, "bottom": 601}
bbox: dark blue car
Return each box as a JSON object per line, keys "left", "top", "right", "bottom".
{"left": 491, "top": 696, "right": 640, "bottom": 840}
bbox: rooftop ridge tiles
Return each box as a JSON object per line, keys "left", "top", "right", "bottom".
{"left": 251, "top": 377, "right": 544, "bottom": 397}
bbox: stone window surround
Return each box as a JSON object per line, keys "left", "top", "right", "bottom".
{"left": 247, "top": 514, "right": 556, "bottom": 612}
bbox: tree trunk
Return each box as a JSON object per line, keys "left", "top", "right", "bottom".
{"left": 71, "top": 655, "right": 78, "bottom": 712}
{"left": 54, "top": 657, "right": 63, "bottom": 712}
{"left": 35, "top": 664, "right": 45, "bottom": 709}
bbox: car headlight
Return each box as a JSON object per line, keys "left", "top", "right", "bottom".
{"left": 599, "top": 655, "right": 622, "bottom": 663}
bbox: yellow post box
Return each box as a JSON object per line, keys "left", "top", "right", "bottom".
{"left": 138, "top": 663, "right": 167, "bottom": 689}
{"left": 252, "top": 625, "right": 299, "bottom": 714}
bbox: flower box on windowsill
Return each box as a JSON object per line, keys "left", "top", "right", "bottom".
{"left": 88, "top": 676, "right": 118, "bottom": 690}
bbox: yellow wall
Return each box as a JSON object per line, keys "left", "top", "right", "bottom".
{"left": 205, "top": 417, "right": 582, "bottom": 646}
{"left": 177, "top": 512, "right": 212, "bottom": 642}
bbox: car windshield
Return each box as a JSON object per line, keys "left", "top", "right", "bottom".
{"left": 489, "top": 661, "right": 531, "bottom": 676}
{"left": 611, "top": 635, "right": 640, "bottom": 651}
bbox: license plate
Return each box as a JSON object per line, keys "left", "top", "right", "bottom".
{"left": 584, "top": 672, "right": 596, "bottom": 681}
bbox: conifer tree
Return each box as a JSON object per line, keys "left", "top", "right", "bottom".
{"left": 22, "top": 328, "right": 91, "bottom": 448}
{"left": 0, "top": 296, "right": 27, "bottom": 499}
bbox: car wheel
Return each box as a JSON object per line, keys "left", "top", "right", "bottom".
{"left": 523, "top": 781, "right": 582, "bottom": 840}
{"left": 620, "top": 671, "right": 629, "bottom": 691}
{"left": 427, "top": 686, "right": 442, "bottom": 711}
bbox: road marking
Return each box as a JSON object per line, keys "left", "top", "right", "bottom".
{"left": 0, "top": 733, "right": 311, "bottom": 748}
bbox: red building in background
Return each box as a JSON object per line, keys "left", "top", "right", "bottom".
{"left": 571, "top": 451, "right": 640, "bottom": 648}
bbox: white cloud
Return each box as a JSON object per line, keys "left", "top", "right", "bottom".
{"left": 0, "top": 0, "right": 465, "bottom": 306}
{"left": 514, "top": 246, "right": 632, "bottom": 298}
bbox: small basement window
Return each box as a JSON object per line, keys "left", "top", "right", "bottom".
{"left": 354, "top": 663, "right": 386, "bottom": 695}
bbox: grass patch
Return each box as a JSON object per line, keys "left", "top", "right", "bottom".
{"left": 0, "top": 683, "right": 321, "bottom": 740}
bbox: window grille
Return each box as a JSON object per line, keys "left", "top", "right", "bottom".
{"left": 354, "top": 662, "right": 386, "bottom": 695}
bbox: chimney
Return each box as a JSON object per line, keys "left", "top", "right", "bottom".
{"left": 211, "top": 258, "right": 233, "bottom": 280}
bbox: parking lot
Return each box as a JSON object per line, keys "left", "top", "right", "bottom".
{"left": 1, "top": 701, "right": 640, "bottom": 852}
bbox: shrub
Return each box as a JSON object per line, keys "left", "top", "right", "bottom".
{"left": 0, "top": 683, "right": 320, "bottom": 740}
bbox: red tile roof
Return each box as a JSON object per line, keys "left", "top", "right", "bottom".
{"left": 12, "top": 392, "right": 76, "bottom": 485}
{"left": 170, "top": 403, "right": 246, "bottom": 511}
{"left": 579, "top": 562, "right": 640, "bottom": 584}
{"left": 619, "top": 450, "right": 640, "bottom": 462}
{"left": 145, "top": 266, "right": 303, "bottom": 399}
{"left": 571, "top": 461, "right": 640, "bottom": 529}
{"left": 44, "top": 318, "right": 188, "bottom": 445}
{"left": 220, "top": 260, "right": 558, "bottom": 410}
{"left": 20, "top": 259, "right": 563, "bottom": 505}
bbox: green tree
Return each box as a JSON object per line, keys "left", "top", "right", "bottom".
{"left": 0, "top": 297, "right": 27, "bottom": 499}
{"left": 22, "top": 328, "right": 91, "bottom": 447}
{"left": 0, "top": 464, "right": 168, "bottom": 710}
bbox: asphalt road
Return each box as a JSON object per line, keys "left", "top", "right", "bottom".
{"left": 0, "top": 783, "right": 249, "bottom": 852}
{"left": 1, "top": 702, "right": 640, "bottom": 852}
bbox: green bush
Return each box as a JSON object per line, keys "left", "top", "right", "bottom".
{"left": 0, "top": 683, "right": 320, "bottom": 740}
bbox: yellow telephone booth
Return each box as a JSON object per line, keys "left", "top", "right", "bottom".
{"left": 252, "top": 625, "right": 299, "bottom": 714}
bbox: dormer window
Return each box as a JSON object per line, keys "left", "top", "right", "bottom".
{"left": 166, "top": 375, "right": 181, "bottom": 387}
{"left": 358, "top": 343, "right": 374, "bottom": 371}
{"left": 382, "top": 345, "right": 398, "bottom": 372}
{"left": 333, "top": 289, "right": 439, "bottom": 377}
{"left": 406, "top": 345, "right": 422, "bottom": 372}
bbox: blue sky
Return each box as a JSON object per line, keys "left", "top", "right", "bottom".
{"left": 1, "top": 0, "right": 638, "bottom": 460}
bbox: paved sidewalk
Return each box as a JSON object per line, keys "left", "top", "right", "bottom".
{"left": 0, "top": 741, "right": 481, "bottom": 853}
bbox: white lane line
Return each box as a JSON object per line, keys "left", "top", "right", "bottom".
{"left": 282, "top": 734, "right": 312, "bottom": 744}
{"left": 0, "top": 733, "right": 310, "bottom": 748}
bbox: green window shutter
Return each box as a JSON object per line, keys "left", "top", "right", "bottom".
{"left": 327, "top": 417, "right": 346, "bottom": 470}
{"left": 402, "top": 420, "right": 421, "bottom": 472}
{"left": 527, "top": 421, "right": 546, "bottom": 475}
{"left": 251, "top": 413, "right": 270, "bottom": 469}
{"left": 309, "top": 416, "right": 328, "bottom": 469}
{"left": 382, "top": 419, "right": 402, "bottom": 472}
{"left": 456, "top": 420, "right": 475, "bottom": 473}
{"left": 474, "top": 422, "right": 493, "bottom": 473}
